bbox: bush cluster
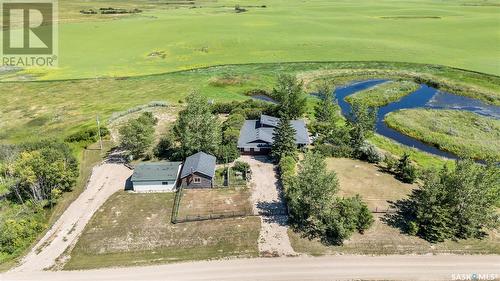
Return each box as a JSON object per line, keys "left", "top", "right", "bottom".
{"left": 65, "top": 126, "right": 109, "bottom": 146}
{"left": 279, "top": 153, "right": 374, "bottom": 245}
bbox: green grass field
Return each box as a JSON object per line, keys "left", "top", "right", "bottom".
{"left": 345, "top": 80, "right": 420, "bottom": 107}
{"left": 2, "top": 0, "right": 500, "bottom": 80}
{"left": 385, "top": 109, "right": 500, "bottom": 161}
{"left": 1, "top": 61, "right": 499, "bottom": 144}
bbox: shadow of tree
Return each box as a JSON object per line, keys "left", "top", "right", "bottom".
{"left": 381, "top": 198, "right": 416, "bottom": 235}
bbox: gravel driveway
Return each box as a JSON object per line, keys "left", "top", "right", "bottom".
{"left": 239, "top": 156, "right": 296, "bottom": 256}
{"left": 11, "top": 163, "right": 132, "bottom": 272}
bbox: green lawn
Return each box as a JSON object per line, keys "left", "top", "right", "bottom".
{"left": 385, "top": 109, "right": 500, "bottom": 161}
{"left": 345, "top": 80, "right": 420, "bottom": 107}
{"left": 64, "top": 191, "right": 260, "bottom": 270}
{"left": 2, "top": 0, "right": 500, "bottom": 80}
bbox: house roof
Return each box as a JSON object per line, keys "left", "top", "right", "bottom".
{"left": 180, "top": 152, "right": 216, "bottom": 179}
{"left": 237, "top": 115, "right": 310, "bottom": 148}
{"left": 260, "top": 114, "right": 279, "bottom": 127}
{"left": 131, "top": 162, "right": 182, "bottom": 182}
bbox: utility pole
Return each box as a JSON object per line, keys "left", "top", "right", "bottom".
{"left": 96, "top": 115, "right": 103, "bottom": 150}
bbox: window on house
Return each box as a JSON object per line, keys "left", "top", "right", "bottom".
{"left": 162, "top": 181, "right": 169, "bottom": 185}
{"left": 193, "top": 177, "right": 201, "bottom": 183}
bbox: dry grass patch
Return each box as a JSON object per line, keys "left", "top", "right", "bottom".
{"left": 177, "top": 188, "right": 253, "bottom": 219}
{"left": 289, "top": 158, "right": 500, "bottom": 255}
{"left": 327, "top": 158, "right": 414, "bottom": 210}
{"left": 64, "top": 191, "right": 260, "bottom": 270}
{"left": 289, "top": 215, "right": 500, "bottom": 255}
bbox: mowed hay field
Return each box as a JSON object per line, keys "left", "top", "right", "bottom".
{"left": 64, "top": 192, "right": 260, "bottom": 270}
{"left": 288, "top": 158, "right": 500, "bottom": 255}
{"left": 3, "top": 0, "right": 500, "bottom": 80}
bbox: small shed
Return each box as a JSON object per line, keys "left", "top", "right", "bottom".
{"left": 131, "top": 162, "right": 182, "bottom": 192}
{"left": 179, "top": 152, "right": 216, "bottom": 188}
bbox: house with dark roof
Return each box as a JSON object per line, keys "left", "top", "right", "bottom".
{"left": 237, "top": 114, "right": 310, "bottom": 155}
{"left": 131, "top": 162, "right": 182, "bottom": 192}
{"left": 179, "top": 151, "right": 216, "bottom": 188}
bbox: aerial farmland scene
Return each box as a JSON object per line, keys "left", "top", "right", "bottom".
{"left": 0, "top": 0, "right": 499, "bottom": 280}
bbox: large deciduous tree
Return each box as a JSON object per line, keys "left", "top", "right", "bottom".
{"left": 286, "top": 152, "right": 374, "bottom": 244}
{"left": 173, "top": 92, "right": 221, "bottom": 157}
{"left": 314, "top": 82, "right": 339, "bottom": 124}
{"left": 119, "top": 112, "right": 157, "bottom": 159}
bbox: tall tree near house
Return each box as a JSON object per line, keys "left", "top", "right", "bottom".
{"left": 119, "top": 112, "right": 157, "bottom": 159}
{"left": 348, "top": 101, "right": 377, "bottom": 137}
{"left": 287, "top": 152, "right": 338, "bottom": 226}
{"left": 285, "top": 152, "right": 374, "bottom": 244}
{"left": 272, "top": 74, "right": 307, "bottom": 119}
{"left": 314, "top": 82, "right": 339, "bottom": 124}
{"left": 271, "top": 117, "right": 297, "bottom": 161}
{"left": 173, "top": 92, "right": 221, "bottom": 157}
{"left": 347, "top": 101, "right": 378, "bottom": 158}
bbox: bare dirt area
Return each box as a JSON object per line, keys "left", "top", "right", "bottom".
{"left": 240, "top": 156, "right": 296, "bottom": 257}
{"left": 10, "top": 164, "right": 132, "bottom": 272}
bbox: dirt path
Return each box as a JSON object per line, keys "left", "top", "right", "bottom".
{"left": 240, "top": 156, "right": 296, "bottom": 257}
{"left": 3, "top": 255, "right": 499, "bottom": 281}
{"left": 11, "top": 164, "right": 132, "bottom": 272}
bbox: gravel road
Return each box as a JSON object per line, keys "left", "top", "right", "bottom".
{"left": 3, "top": 255, "right": 499, "bottom": 281}
{"left": 10, "top": 163, "right": 132, "bottom": 272}
{"left": 241, "top": 156, "right": 296, "bottom": 257}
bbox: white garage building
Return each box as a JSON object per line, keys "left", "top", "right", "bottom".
{"left": 131, "top": 162, "right": 182, "bottom": 192}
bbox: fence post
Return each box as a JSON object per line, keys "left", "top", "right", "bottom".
{"left": 171, "top": 185, "right": 184, "bottom": 224}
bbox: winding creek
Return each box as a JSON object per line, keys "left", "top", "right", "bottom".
{"left": 253, "top": 79, "right": 500, "bottom": 160}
